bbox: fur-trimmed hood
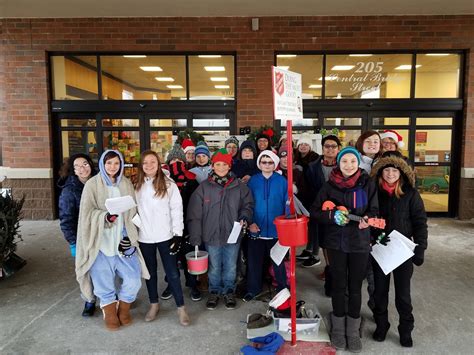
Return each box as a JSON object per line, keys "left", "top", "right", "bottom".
{"left": 370, "top": 155, "right": 416, "bottom": 187}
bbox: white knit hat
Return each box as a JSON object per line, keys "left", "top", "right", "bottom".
{"left": 257, "top": 150, "right": 280, "bottom": 170}
{"left": 297, "top": 133, "right": 312, "bottom": 148}
{"left": 380, "top": 129, "right": 405, "bottom": 148}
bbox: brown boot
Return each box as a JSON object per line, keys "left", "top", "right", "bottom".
{"left": 102, "top": 301, "right": 120, "bottom": 331}
{"left": 177, "top": 306, "right": 190, "bottom": 326}
{"left": 117, "top": 300, "right": 133, "bottom": 326}
{"left": 144, "top": 303, "right": 160, "bottom": 322}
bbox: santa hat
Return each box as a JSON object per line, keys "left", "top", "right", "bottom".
{"left": 181, "top": 138, "right": 195, "bottom": 153}
{"left": 257, "top": 150, "right": 280, "bottom": 170}
{"left": 297, "top": 133, "right": 312, "bottom": 148}
{"left": 380, "top": 130, "right": 404, "bottom": 148}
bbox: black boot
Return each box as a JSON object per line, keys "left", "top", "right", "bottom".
{"left": 398, "top": 325, "right": 413, "bottom": 347}
{"left": 82, "top": 301, "right": 96, "bottom": 317}
{"left": 373, "top": 322, "right": 390, "bottom": 342}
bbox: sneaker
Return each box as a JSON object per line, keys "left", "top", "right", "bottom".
{"left": 224, "top": 293, "right": 237, "bottom": 310}
{"left": 160, "top": 286, "right": 172, "bottom": 300}
{"left": 206, "top": 293, "right": 219, "bottom": 310}
{"left": 296, "top": 249, "right": 312, "bottom": 260}
{"left": 82, "top": 301, "right": 96, "bottom": 317}
{"left": 242, "top": 293, "right": 255, "bottom": 303}
{"left": 190, "top": 287, "right": 202, "bottom": 302}
{"left": 302, "top": 255, "right": 321, "bottom": 268}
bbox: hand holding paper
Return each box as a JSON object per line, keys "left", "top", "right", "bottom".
{"left": 105, "top": 195, "right": 136, "bottom": 215}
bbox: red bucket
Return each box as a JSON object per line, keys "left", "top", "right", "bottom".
{"left": 274, "top": 214, "right": 308, "bottom": 247}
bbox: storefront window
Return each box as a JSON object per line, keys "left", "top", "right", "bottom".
{"left": 281, "top": 118, "right": 319, "bottom": 127}
{"left": 325, "top": 54, "right": 412, "bottom": 99}
{"left": 417, "top": 117, "right": 453, "bottom": 126}
{"left": 102, "top": 118, "right": 139, "bottom": 127}
{"left": 101, "top": 55, "right": 186, "bottom": 100}
{"left": 150, "top": 131, "right": 174, "bottom": 161}
{"left": 103, "top": 130, "right": 140, "bottom": 179}
{"left": 194, "top": 131, "right": 231, "bottom": 151}
{"left": 415, "top": 54, "right": 461, "bottom": 98}
{"left": 323, "top": 117, "right": 362, "bottom": 126}
{"left": 276, "top": 55, "right": 323, "bottom": 99}
{"left": 189, "top": 55, "right": 235, "bottom": 100}
{"left": 192, "top": 114, "right": 229, "bottom": 128}
{"left": 150, "top": 119, "right": 187, "bottom": 127}
{"left": 51, "top": 56, "right": 99, "bottom": 100}
{"left": 416, "top": 166, "right": 450, "bottom": 212}
{"left": 372, "top": 117, "right": 410, "bottom": 126}
{"left": 61, "top": 118, "right": 96, "bottom": 127}
{"left": 414, "top": 129, "right": 451, "bottom": 163}
{"left": 61, "top": 131, "right": 98, "bottom": 162}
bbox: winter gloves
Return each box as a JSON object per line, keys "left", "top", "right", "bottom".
{"left": 105, "top": 213, "right": 118, "bottom": 223}
{"left": 413, "top": 246, "right": 424, "bottom": 266}
{"left": 118, "top": 236, "right": 136, "bottom": 257}
{"left": 169, "top": 236, "right": 182, "bottom": 255}
{"left": 371, "top": 232, "right": 391, "bottom": 246}
{"left": 334, "top": 209, "right": 349, "bottom": 226}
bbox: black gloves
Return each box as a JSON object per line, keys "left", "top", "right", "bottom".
{"left": 371, "top": 232, "right": 391, "bottom": 246}
{"left": 118, "top": 236, "right": 136, "bottom": 257}
{"left": 413, "top": 246, "right": 424, "bottom": 266}
{"left": 105, "top": 213, "right": 118, "bottom": 223}
{"left": 169, "top": 236, "right": 182, "bottom": 255}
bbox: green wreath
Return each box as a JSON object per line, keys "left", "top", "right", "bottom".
{"left": 247, "top": 125, "right": 281, "bottom": 147}
{"left": 176, "top": 128, "right": 205, "bottom": 146}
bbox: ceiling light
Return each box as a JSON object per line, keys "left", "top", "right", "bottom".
{"left": 155, "top": 77, "right": 174, "bottom": 82}
{"left": 319, "top": 76, "right": 338, "bottom": 81}
{"left": 277, "top": 66, "right": 289, "bottom": 70}
{"left": 199, "top": 55, "right": 222, "bottom": 58}
{"left": 349, "top": 54, "right": 373, "bottom": 57}
{"left": 215, "top": 85, "right": 230, "bottom": 89}
{"left": 308, "top": 84, "right": 322, "bottom": 89}
{"left": 425, "top": 53, "right": 451, "bottom": 56}
{"left": 123, "top": 55, "right": 147, "bottom": 58}
{"left": 331, "top": 65, "right": 355, "bottom": 71}
{"left": 204, "top": 66, "right": 225, "bottom": 71}
{"left": 140, "top": 66, "right": 163, "bottom": 72}
{"left": 210, "top": 77, "right": 228, "bottom": 82}
{"left": 277, "top": 54, "right": 297, "bottom": 58}
{"left": 395, "top": 65, "right": 422, "bottom": 70}
{"left": 167, "top": 85, "right": 183, "bottom": 89}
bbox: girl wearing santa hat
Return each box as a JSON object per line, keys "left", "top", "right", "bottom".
{"left": 380, "top": 130, "right": 405, "bottom": 154}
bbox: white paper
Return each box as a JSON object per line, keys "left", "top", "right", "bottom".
{"left": 270, "top": 241, "right": 290, "bottom": 266}
{"left": 277, "top": 318, "right": 319, "bottom": 332}
{"left": 390, "top": 230, "right": 417, "bottom": 251}
{"left": 131, "top": 214, "right": 142, "bottom": 229}
{"left": 104, "top": 195, "right": 136, "bottom": 215}
{"left": 371, "top": 230, "right": 415, "bottom": 275}
{"left": 227, "top": 222, "right": 242, "bottom": 244}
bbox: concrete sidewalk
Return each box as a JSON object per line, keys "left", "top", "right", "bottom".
{"left": 0, "top": 219, "right": 473, "bottom": 354}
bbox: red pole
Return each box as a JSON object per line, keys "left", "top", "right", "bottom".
{"left": 286, "top": 120, "right": 297, "bottom": 346}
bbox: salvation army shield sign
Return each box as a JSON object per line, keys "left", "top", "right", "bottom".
{"left": 272, "top": 66, "right": 303, "bottom": 121}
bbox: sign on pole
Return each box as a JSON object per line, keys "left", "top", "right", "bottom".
{"left": 272, "top": 66, "right": 303, "bottom": 121}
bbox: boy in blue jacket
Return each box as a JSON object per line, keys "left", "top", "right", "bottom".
{"left": 244, "top": 150, "right": 288, "bottom": 302}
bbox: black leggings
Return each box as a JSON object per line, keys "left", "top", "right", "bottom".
{"left": 327, "top": 249, "right": 369, "bottom": 318}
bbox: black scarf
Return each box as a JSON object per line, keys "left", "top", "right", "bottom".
{"left": 210, "top": 172, "right": 233, "bottom": 187}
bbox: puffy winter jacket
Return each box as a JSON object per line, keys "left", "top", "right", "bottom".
{"left": 248, "top": 173, "right": 288, "bottom": 238}
{"left": 58, "top": 175, "right": 85, "bottom": 245}
{"left": 187, "top": 177, "right": 253, "bottom": 247}
{"left": 310, "top": 171, "right": 378, "bottom": 253}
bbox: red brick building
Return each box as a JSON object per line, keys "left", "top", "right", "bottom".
{"left": 1, "top": 14, "right": 473, "bottom": 218}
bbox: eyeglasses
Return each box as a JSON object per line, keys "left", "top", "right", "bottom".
{"left": 323, "top": 144, "right": 338, "bottom": 149}
{"left": 260, "top": 161, "right": 275, "bottom": 165}
{"left": 74, "top": 162, "right": 90, "bottom": 170}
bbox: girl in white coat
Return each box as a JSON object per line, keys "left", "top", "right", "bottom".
{"left": 135, "top": 150, "right": 190, "bottom": 326}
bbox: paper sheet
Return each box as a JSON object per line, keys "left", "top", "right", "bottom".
{"left": 294, "top": 195, "right": 310, "bottom": 216}
{"left": 270, "top": 241, "right": 290, "bottom": 266}
{"left": 277, "top": 318, "right": 319, "bottom": 333}
{"left": 131, "top": 214, "right": 142, "bottom": 229}
{"left": 371, "top": 230, "right": 415, "bottom": 275}
{"left": 104, "top": 195, "right": 136, "bottom": 215}
{"left": 227, "top": 222, "right": 242, "bottom": 244}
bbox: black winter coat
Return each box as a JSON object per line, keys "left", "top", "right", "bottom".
{"left": 377, "top": 186, "right": 428, "bottom": 261}
{"left": 310, "top": 171, "right": 378, "bottom": 253}
{"left": 58, "top": 175, "right": 85, "bottom": 245}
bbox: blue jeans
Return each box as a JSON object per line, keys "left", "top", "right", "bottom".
{"left": 89, "top": 251, "right": 141, "bottom": 307}
{"left": 205, "top": 243, "right": 240, "bottom": 294}
{"left": 139, "top": 241, "right": 185, "bottom": 307}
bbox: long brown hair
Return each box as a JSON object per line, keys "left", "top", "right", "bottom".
{"left": 355, "top": 130, "right": 382, "bottom": 159}
{"left": 135, "top": 150, "right": 170, "bottom": 198}
{"left": 378, "top": 175, "right": 405, "bottom": 199}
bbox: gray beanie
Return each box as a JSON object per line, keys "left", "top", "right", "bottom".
{"left": 166, "top": 143, "right": 186, "bottom": 164}
{"left": 225, "top": 136, "right": 239, "bottom": 148}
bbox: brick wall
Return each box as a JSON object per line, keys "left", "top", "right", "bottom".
{"left": 1, "top": 15, "right": 474, "bottom": 218}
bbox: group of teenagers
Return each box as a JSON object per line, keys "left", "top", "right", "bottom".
{"left": 58, "top": 128, "right": 427, "bottom": 353}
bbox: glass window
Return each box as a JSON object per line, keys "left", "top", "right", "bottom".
{"left": 189, "top": 55, "right": 235, "bottom": 100}
{"left": 150, "top": 131, "right": 174, "bottom": 161}
{"left": 372, "top": 117, "right": 410, "bottom": 126}
{"left": 52, "top": 56, "right": 99, "bottom": 100}
{"left": 192, "top": 114, "right": 229, "bottom": 128}
{"left": 102, "top": 118, "right": 139, "bottom": 127}
{"left": 338, "top": 130, "right": 361, "bottom": 148}
{"left": 325, "top": 54, "right": 412, "bottom": 99}
{"left": 416, "top": 166, "right": 450, "bottom": 212}
{"left": 414, "top": 130, "right": 451, "bottom": 163}
{"left": 281, "top": 118, "right": 319, "bottom": 127}
{"left": 61, "top": 131, "right": 98, "bottom": 162}
{"left": 323, "top": 117, "right": 362, "bottom": 126}
{"left": 415, "top": 54, "right": 461, "bottom": 98}
{"left": 103, "top": 131, "right": 140, "bottom": 179}
{"left": 61, "top": 118, "right": 96, "bottom": 127}
{"left": 194, "top": 131, "right": 230, "bottom": 151}
{"left": 100, "top": 55, "right": 186, "bottom": 100}
{"left": 276, "top": 55, "right": 323, "bottom": 99}
{"left": 417, "top": 117, "right": 453, "bottom": 126}
{"left": 150, "top": 119, "right": 187, "bottom": 127}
